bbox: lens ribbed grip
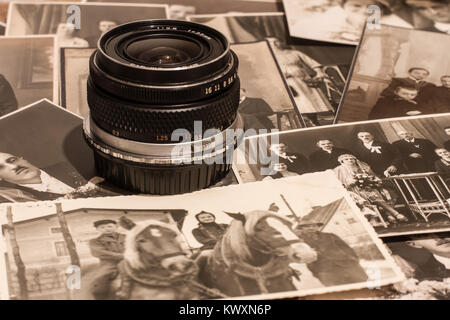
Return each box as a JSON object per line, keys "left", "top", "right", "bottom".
{"left": 90, "top": 51, "right": 239, "bottom": 105}
{"left": 92, "top": 148, "right": 231, "bottom": 195}
{"left": 87, "top": 77, "right": 240, "bottom": 143}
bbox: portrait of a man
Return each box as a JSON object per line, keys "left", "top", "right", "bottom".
{"left": 0, "top": 99, "right": 122, "bottom": 204}
{"left": 0, "top": 152, "right": 74, "bottom": 203}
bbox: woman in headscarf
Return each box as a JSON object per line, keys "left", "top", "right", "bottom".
{"left": 334, "top": 153, "right": 408, "bottom": 223}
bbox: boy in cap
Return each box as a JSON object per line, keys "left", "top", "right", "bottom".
{"left": 89, "top": 219, "right": 125, "bottom": 299}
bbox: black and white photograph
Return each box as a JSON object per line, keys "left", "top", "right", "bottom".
{"left": 60, "top": 47, "right": 94, "bottom": 118}
{"left": 305, "top": 232, "right": 450, "bottom": 299}
{"left": 338, "top": 25, "right": 450, "bottom": 123}
{"left": 233, "top": 113, "right": 450, "bottom": 237}
{"left": 5, "top": 2, "right": 169, "bottom": 47}
{"left": 187, "top": 12, "right": 288, "bottom": 44}
{"left": 0, "top": 99, "right": 124, "bottom": 204}
{"left": 232, "top": 41, "right": 303, "bottom": 132}
{"left": 86, "top": 0, "right": 284, "bottom": 19}
{"left": 267, "top": 37, "right": 354, "bottom": 126}
{"left": 382, "top": 232, "right": 450, "bottom": 299}
{"left": 0, "top": 172, "right": 404, "bottom": 300}
{"left": 0, "top": 36, "right": 56, "bottom": 118}
{"left": 282, "top": 0, "right": 450, "bottom": 45}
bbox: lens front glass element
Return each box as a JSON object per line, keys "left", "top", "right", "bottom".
{"left": 126, "top": 37, "right": 203, "bottom": 66}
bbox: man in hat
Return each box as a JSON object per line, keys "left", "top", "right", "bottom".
{"left": 192, "top": 211, "right": 228, "bottom": 250}
{"left": 295, "top": 222, "right": 368, "bottom": 286}
{"left": 89, "top": 219, "right": 126, "bottom": 299}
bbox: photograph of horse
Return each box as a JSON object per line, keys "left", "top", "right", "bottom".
{"left": 1, "top": 173, "right": 403, "bottom": 300}
{"left": 195, "top": 210, "right": 318, "bottom": 297}
{"left": 110, "top": 217, "right": 226, "bottom": 300}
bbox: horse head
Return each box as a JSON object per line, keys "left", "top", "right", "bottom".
{"left": 227, "top": 211, "right": 317, "bottom": 265}
{"left": 124, "top": 220, "right": 197, "bottom": 277}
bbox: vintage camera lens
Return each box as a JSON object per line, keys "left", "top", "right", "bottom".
{"left": 83, "top": 20, "right": 242, "bottom": 195}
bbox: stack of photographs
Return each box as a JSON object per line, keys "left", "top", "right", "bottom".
{"left": 0, "top": 0, "right": 449, "bottom": 302}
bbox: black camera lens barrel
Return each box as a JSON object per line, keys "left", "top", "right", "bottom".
{"left": 84, "top": 19, "right": 242, "bottom": 195}
{"left": 87, "top": 76, "right": 240, "bottom": 143}
{"left": 88, "top": 19, "right": 240, "bottom": 144}
{"left": 89, "top": 49, "right": 239, "bottom": 105}
{"left": 91, "top": 20, "right": 238, "bottom": 104}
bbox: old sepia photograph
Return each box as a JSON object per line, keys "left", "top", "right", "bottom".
{"left": 267, "top": 37, "right": 354, "bottom": 126}
{"left": 282, "top": 0, "right": 450, "bottom": 45}
{"left": 85, "top": 0, "right": 283, "bottom": 19}
{"left": 188, "top": 12, "right": 288, "bottom": 44}
{"left": 304, "top": 232, "right": 450, "bottom": 300}
{"left": 0, "top": 172, "right": 403, "bottom": 300}
{"left": 338, "top": 25, "right": 450, "bottom": 123}
{"left": 60, "top": 48, "right": 94, "bottom": 118}
{"left": 6, "top": 2, "right": 168, "bottom": 47}
{"left": 0, "top": 36, "right": 56, "bottom": 117}
{"left": 0, "top": 99, "right": 124, "bottom": 205}
{"left": 233, "top": 113, "right": 450, "bottom": 237}
{"left": 232, "top": 41, "right": 303, "bottom": 132}
{"left": 382, "top": 232, "right": 450, "bottom": 299}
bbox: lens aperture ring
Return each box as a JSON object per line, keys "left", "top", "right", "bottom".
{"left": 90, "top": 51, "right": 239, "bottom": 104}
{"left": 87, "top": 77, "right": 240, "bottom": 143}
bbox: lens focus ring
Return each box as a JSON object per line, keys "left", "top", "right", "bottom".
{"left": 90, "top": 51, "right": 239, "bottom": 104}
{"left": 87, "top": 77, "right": 240, "bottom": 143}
